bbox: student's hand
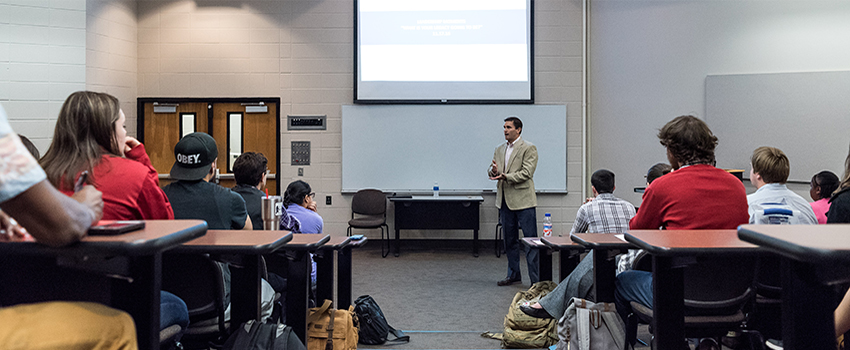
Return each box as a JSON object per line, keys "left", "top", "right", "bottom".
{"left": 0, "top": 210, "right": 32, "bottom": 242}
{"left": 583, "top": 197, "right": 594, "bottom": 204}
{"left": 124, "top": 137, "right": 141, "bottom": 154}
{"left": 71, "top": 185, "right": 104, "bottom": 224}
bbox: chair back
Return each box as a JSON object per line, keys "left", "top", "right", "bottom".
{"left": 161, "top": 254, "right": 227, "bottom": 331}
{"left": 351, "top": 189, "right": 387, "bottom": 216}
{"left": 682, "top": 255, "right": 757, "bottom": 316}
{"left": 754, "top": 255, "right": 782, "bottom": 298}
{"left": 632, "top": 250, "right": 652, "bottom": 272}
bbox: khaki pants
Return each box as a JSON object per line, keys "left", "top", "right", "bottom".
{"left": 0, "top": 302, "right": 137, "bottom": 350}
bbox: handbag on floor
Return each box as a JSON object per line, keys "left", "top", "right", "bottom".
{"left": 307, "top": 299, "right": 359, "bottom": 350}
{"left": 222, "top": 319, "right": 306, "bottom": 350}
{"left": 557, "top": 297, "right": 626, "bottom": 350}
{"left": 354, "top": 295, "right": 409, "bottom": 345}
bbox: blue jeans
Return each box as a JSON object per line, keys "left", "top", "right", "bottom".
{"left": 614, "top": 270, "right": 654, "bottom": 321}
{"left": 161, "top": 291, "right": 189, "bottom": 331}
{"left": 500, "top": 199, "right": 539, "bottom": 283}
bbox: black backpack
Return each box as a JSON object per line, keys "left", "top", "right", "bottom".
{"left": 354, "top": 295, "right": 410, "bottom": 345}
{"left": 222, "top": 320, "right": 306, "bottom": 350}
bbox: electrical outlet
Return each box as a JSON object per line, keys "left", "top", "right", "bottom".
{"left": 326, "top": 196, "right": 332, "bottom": 205}
{"left": 298, "top": 168, "right": 303, "bottom": 176}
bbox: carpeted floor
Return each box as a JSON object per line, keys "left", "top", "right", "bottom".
{"left": 350, "top": 242, "right": 664, "bottom": 350}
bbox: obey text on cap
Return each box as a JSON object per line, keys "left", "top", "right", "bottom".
{"left": 177, "top": 153, "right": 202, "bottom": 165}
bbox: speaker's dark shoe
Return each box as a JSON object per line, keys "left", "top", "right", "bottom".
{"left": 519, "top": 304, "right": 553, "bottom": 319}
{"left": 497, "top": 277, "right": 521, "bottom": 286}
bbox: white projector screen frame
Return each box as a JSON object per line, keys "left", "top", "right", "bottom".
{"left": 354, "top": 0, "right": 534, "bottom": 104}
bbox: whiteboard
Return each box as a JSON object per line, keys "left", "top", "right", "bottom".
{"left": 706, "top": 71, "right": 850, "bottom": 182}
{"left": 342, "top": 105, "right": 567, "bottom": 193}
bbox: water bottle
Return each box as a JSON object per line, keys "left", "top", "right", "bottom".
{"left": 433, "top": 181, "right": 439, "bottom": 197}
{"left": 543, "top": 213, "right": 553, "bottom": 237}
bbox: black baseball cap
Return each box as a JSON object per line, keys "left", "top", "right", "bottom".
{"left": 170, "top": 132, "right": 218, "bottom": 181}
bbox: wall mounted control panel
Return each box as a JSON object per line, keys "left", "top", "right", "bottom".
{"left": 291, "top": 141, "right": 310, "bottom": 165}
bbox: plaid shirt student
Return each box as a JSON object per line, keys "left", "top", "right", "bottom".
{"left": 570, "top": 193, "right": 635, "bottom": 234}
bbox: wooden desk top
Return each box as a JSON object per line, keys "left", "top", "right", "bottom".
{"left": 540, "top": 236, "right": 584, "bottom": 250}
{"left": 0, "top": 220, "right": 208, "bottom": 256}
{"left": 738, "top": 224, "right": 850, "bottom": 265}
{"left": 177, "top": 230, "right": 293, "bottom": 254}
{"left": 283, "top": 234, "right": 331, "bottom": 251}
{"left": 520, "top": 237, "right": 549, "bottom": 248}
{"left": 571, "top": 233, "right": 633, "bottom": 249}
{"left": 317, "top": 236, "right": 368, "bottom": 250}
{"left": 626, "top": 229, "right": 758, "bottom": 256}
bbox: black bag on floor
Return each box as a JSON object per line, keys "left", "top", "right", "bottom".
{"left": 223, "top": 319, "right": 306, "bottom": 350}
{"left": 354, "top": 295, "right": 409, "bottom": 345}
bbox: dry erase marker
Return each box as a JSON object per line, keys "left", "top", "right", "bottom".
{"left": 74, "top": 171, "right": 89, "bottom": 192}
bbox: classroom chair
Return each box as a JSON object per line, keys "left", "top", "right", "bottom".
{"left": 161, "top": 254, "right": 229, "bottom": 349}
{"left": 624, "top": 255, "right": 762, "bottom": 350}
{"left": 347, "top": 189, "right": 390, "bottom": 257}
{"left": 160, "top": 324, "right": 184, "bottom": 350}
{"left": 746, "top": 205, "right": 803, "bottom": 341}
{"left": 748, "top": 255, "right": 783, "bottom": 342}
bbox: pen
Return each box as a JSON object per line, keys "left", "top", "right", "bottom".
{"left": 74, "top": 171, "right": 89, "bottom": 192}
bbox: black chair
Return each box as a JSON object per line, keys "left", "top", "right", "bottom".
{"left": 746, "top": 208, "right": 807, "bottom": 342}
{"left": 347, "top": 189, "right": 390, "bottom": 257}
{"left": 160, "top": 325, "right": 184, "bottom": 350}
{"left": 747, "top": 255, "right": 784, "bottom": 343}
{"left": 625, "top": 255, "right": 762, "bottom": 349}
{"left": 161, "top": 254, "right": 229, "bottom": 349}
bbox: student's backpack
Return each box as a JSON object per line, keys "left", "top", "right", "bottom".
{"left": 307, "top": 300, "right": 359, "bottom": 350}
{"left": 482, "top": 281, "right": 559, "bottom": 349}
{"left": 353, "top": 295, "right": 409, "bottom": 345}
{"left": 222, "top": 320, "right": 306, "bottom": 350}
{"left": 556, "top": 297, "right": 625, "bottom": 350}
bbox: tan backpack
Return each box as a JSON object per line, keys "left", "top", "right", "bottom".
{"left": 307, "top": 300, "right": 359, "bottom": 350}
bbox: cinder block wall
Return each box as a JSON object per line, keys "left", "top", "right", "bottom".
{"left": 134, "top": 0, "right": 585, "bottom": 239}
{"left": 0, "top": 0, "right": 87, "bottom": 153}
{"left": 2, "top": 0, "right": 586, "bottom": 239}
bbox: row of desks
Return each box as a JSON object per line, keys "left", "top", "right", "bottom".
{"left": 524, "top": 225, "right": 850, "bottom": 350}
{"left": 0, "top": 220, "right": 366, "bottom": 350}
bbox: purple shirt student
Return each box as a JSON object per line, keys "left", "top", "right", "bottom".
{"left": 283, "top": 180, "right": 324, "bottom": 285}
{"left": 286, "top": 203, "right": 323, "bottom": 234}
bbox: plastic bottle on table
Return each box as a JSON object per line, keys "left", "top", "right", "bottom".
{"left": 543, "top": 213, "right": 553, "bottom": 237}
{"left": 433, "top": 181, "right": 439, "bottom": 197}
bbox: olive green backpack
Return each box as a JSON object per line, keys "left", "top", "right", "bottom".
{"left": 482, "top": 281, "right": 560, "bottom": 348}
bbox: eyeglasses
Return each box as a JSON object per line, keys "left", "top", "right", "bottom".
{"left": 308, "top": 192, "right": 316, "bottom": 198}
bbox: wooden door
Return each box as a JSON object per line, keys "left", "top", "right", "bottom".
{"left": 141, "top": 102, "right": 209, "bottom": 187}
{"left": 211, "top": 102, "right": 278, "bottom": 195}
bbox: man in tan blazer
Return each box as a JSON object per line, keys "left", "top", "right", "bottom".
{"left": 489, "top": 116, "right": 539, "bottom": 286}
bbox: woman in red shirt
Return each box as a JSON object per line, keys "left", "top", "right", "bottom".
{"left": 40, "top": 91, "right": 173, "bottom": 220}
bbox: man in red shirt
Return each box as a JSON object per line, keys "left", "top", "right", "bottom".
{"left": 614, "top": 116, "right": 749, "bottom": 335}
